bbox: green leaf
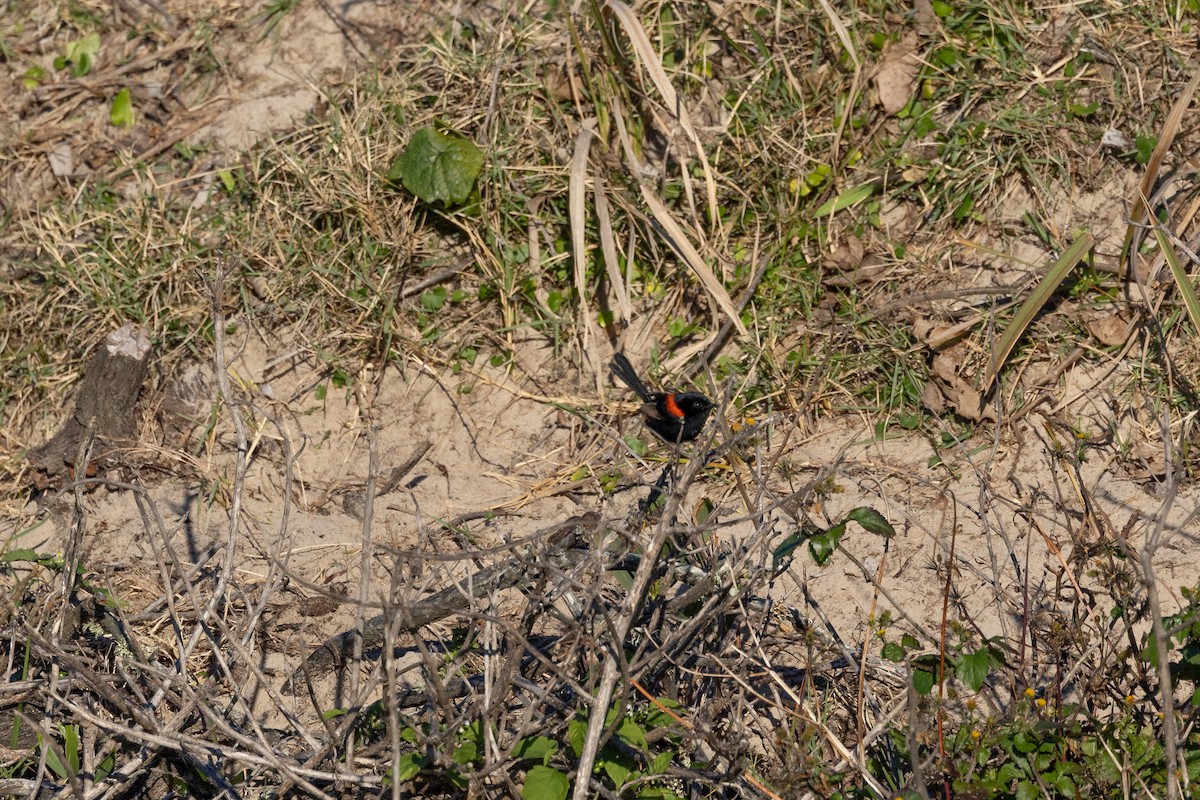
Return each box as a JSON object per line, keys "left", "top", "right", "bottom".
{"left": 388, "top": 126, "right": 484, "bottom": 206}
{"left": 61, "top": 33, "right": 100, "bottom": 77}
{"left": 61, "top": 724, "right": 80, "bottom": 773}
{"left": 956, "top": 647, "right": 991, "bottom": 692}
{"left": 513, "top": 736, "right": 558, "bottom": 763}
{"left": 420, "top": 286, "right": 448, "bottom": 311}
{"left": 771, "top": 531, "right": 806, "bottom": 570}
{"left": 1, "top": 548, "right": 40, "bottom": 563}
{"left": 812, "top": 182, "right": 876, "bottom": 218}
{"left": 452, "top": 739, "right": 478, "bottom": 764}
{"left": 1015, "top": 779, "right": 1039, "bottom": 800}
{"left": 96, "top": 751, "right": 116, "bottom": 782}
{"left": 881, "top": 642, "right": 906, "bottom": 662}
{"left": 616, "top": 716, "right": 648, "bottom": 751}
{"left": 568, "top": 717, "right": 588, "bottom": 757}
{"left": 602, "top": 751, "right": 634, "bottom": 786}
{"left": 523, "top": 765, "right": 569, "bottom": 800}
{"left": 1013, "top": 731, "right": 1037, "bottom": 754}
{"left": 642, "top": 698, "right": 681, "bottom": 729}
{"left": 1136, "top": 135, "right": 1157, "bottom": 165}
{"left": 452, "top": 721, "right": 482, "bottom": 764}
{"left": 647, "top": 750, "right": 673, "bottom": 775}
{"left": 951, "top": 195, "right": 974, "bottom": 224}
{"left": 393, "top": 752, "right": 426, "bottom": 782}
{"left": 846, "top": 507, "right": 895, "bottom": 537}
{"left": 22, "top": 66, "right": 45, "bottom": 90}
{"left": 110, "top": 87, "right": 134, "bottom": 128}
{"left": 623, "top": 435, "right": 648, "bottom": 456}
{"left": 808, "top": 522, "right": 847, "bottom": 566}
{"left": 912, "top": 668, "right": 935, "bottom": 695}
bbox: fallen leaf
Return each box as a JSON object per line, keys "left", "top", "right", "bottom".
{"left": 875, "top": 33, "right": 922, "bottom": 116}
{"left": 929, "top": 350, "right": 997, "bottom": 422}
{"left": 826, "top": 236, "right": 865, "bottom": 271}
{"left": 1087, "top": 309, "right": 1133, "bottom": 346}
{"left": 48, "top": 143, "right": 74, "bottom": 177}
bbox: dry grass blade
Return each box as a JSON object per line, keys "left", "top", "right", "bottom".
{"left": 569, "top": 128, "right": 595, "bottom": 352}
{"left": 1120, "top": 66, "right": 1200, "bottom": 273}
{"left": 984, "top": 231, "right": 1095, "bottom": 393}
{"left": 609, "top": 96, "right": 747, "bottom": 336}
{"left": 604, "top": 0, "right": 719, "bottom": 229}
{"left": 641, "top": 190, "right": 749, "bottom": 336}
{"left": 594, "top": 175, "right": 633, "bottom": 322}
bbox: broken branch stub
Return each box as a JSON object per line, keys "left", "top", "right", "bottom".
{"left": 29, "top": 324, "right": 153, "bottom": 489}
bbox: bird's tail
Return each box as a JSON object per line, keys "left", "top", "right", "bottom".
{"left": 610, "top": 353, "right": 652, "bottom": 402}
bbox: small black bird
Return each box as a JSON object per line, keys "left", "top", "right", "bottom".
{"left": 610, "top": 353, "right": 713, "bottom": 444}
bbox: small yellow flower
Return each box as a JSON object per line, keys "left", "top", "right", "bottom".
{"left": 1036, "top": 698, "right": 1047, "bottom": 708}
{"left": 1024, "top": 687, "right": 1036, "bottom": 699}
{"left": 971, "top": 729, "right": 981, "bottom": 740}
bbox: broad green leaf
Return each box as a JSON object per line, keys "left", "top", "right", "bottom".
{"left": 420, "top": 286, "right": 447, "bottom": 311}
{"left": 523, "top": 765, "right": 569, "bottom": 800}
{"left": 912, "top": 668, "right": 935, "bottom": 695}
{"left": 956, "top": 647, "right": 991, "bottom": 691}
{"left": 392, "top": 752, "right": 425, "bottom": 782}
{"left": 601, "top": 751, "right": 633, "bottom": 786}
{"left": 388, "top": 127, "right": 484, "bottom": 206}
{"left": 617, "top": 716, "right": 648, "bottom": 751}
{"left": 846, "top": 507, "right": 895, "bottom": 537}
{"left": 623, "top": 435, "right": 648, "bottom": 457}
{"left": 513, "top": 736, "right": 558, "bottom": 763}
{"left": 452, "top": 739, "right": 478, "bottom": 764}
{"left": 808, "top": 522, "right": 846, "bottom": 566}
{"left": 568, "top": 716, "right": 588, "bottom": 757}
{"left": 648, "top": 750, "right": 673, "bottom": 775}
{"left": 110, "top": 87, "right": 134, "bottom": 128}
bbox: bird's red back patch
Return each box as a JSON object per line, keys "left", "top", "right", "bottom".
{"left": 664, "top": 394, "right": 684, "bottom": 419}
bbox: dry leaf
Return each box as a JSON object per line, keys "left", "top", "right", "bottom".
{"left": 1087, "top": 310, "right": 1133, "bottom": 346}
{"left": 875, "top": 33, "right": 921, "bottom": 116}
{"left": 48, "top": 143, "right": 74, "bottom": 177}
{"left": 826, "top": 236, "right": 864, "bottom": 271}
{"left": 929, "top": 349, "right": 997, "bottom": 422}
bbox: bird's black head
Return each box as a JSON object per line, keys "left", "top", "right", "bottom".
{"left": 674, "top": 392, "right": 714, "bottom": 416}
